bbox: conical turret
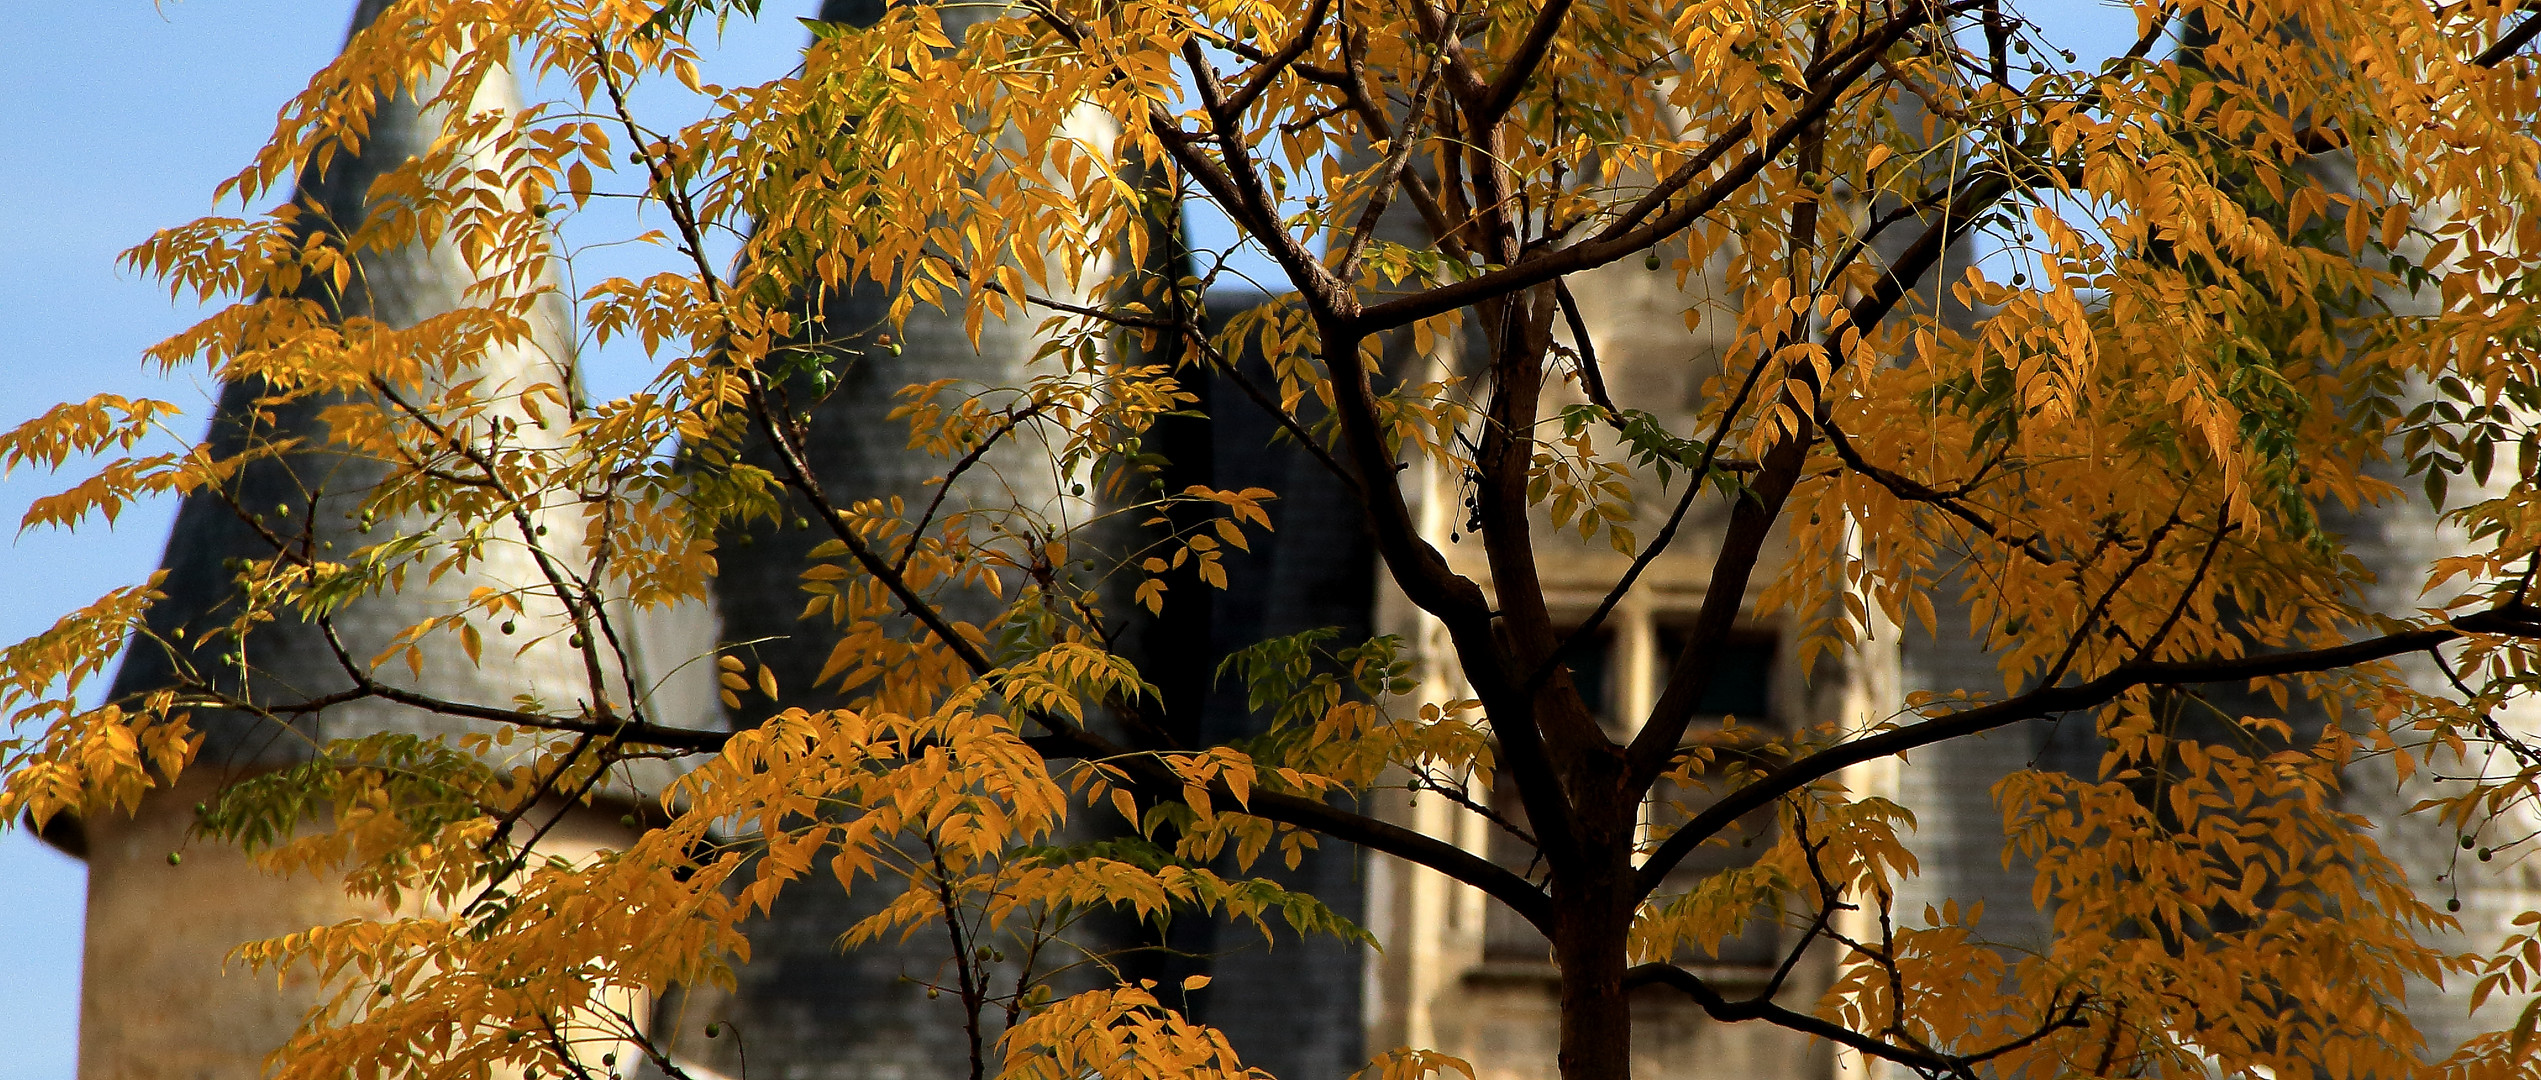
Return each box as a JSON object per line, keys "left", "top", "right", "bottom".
{"left": 648, "top": 3, "right": 1110, "bottom": 1076}
{"left": 72, "top": 5, "right": 713, "bottom": 1078}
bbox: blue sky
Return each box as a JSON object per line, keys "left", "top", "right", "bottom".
{"left": 0, "top": 4, "right": 2141, "bottom": 1078}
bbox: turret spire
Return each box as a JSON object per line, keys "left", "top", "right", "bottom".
{"left": 73, "top": 6, "right": 709, "bottom": 1078}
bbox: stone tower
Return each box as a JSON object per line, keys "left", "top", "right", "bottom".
{"left": 58, "top": 4, "right": 713, "bottom": 1079}
{"left": 636, "top": 1, "right": 1120, "bottom": 1075}
{"left": 617, "top": 9, "right": 1381, "bottom": 1077}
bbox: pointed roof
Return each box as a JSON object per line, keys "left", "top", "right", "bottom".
{"left": 67, "top": 1, "right": 718, "bottom": 854}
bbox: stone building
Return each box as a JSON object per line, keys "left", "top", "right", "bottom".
{"left": 48, "top": 4, "right": 2541, "bottom": 1080}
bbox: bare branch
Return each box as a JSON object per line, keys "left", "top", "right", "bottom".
{"left": 1220, "top": 0, "right": 1334, "bottom": 119}
{"left": 1469, "top": 0, "right": 1579, "bottom": 125}
{"left": 894, "top": 403, "right": 1048, "bottom": 576}
{"left": 307, "top": 614, "right": 728, "bottom": 751}
{"left": 1633, "top": 605, "right": 2541, "bottom": 898}
{"left": 1337, "top": 42, "right": 1449, "bottom": 282}
{"left": 1552, "top": 280, "right": 1616, "bottom": 416}
{"left": 2475, "top": 12, "right": 2541, "bottom": 67}
{"left": 1624, "top": 962, "right": 1951, "bottom": 1072}
{"left": 1352, "top": 3, "right": 1960, "bottom": 332}
{"left": 1819, "top": 414, "right": 2055, "bottom": 566}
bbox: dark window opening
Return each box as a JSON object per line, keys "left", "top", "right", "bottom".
{"left": 1650, "top": 625, "right": 1783, "bottom": 968}
{"left": 1553, "top": 622, "right": 1616, "bottom": 727}
{"left": 1654, "top": 623, "right": 1774, "bottom": 719}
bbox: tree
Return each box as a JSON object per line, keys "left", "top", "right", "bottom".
{"left": 11, "top": 2, "right": 2541, "bottom": 1080}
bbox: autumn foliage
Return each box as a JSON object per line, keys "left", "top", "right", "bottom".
{"left": 13, "top": 2, "right": 2541, "bottom": 1080}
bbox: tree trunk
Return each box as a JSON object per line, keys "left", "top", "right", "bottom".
{"left": 1553, "top": 825, "right": 1635, "bottom": 1080}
